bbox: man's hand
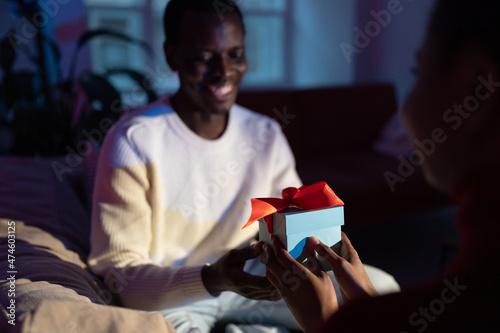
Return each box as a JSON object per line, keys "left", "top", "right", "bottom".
{"left": 308, "top": 232, "right": 378, "bottom": 302}
{"left": 202, "top": 242, "right": 280, "bottom": 301}
{"left": 264, "top": 236, "right": 338, "bottom": 333}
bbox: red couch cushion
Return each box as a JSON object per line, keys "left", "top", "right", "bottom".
{"left": 237, "top": 84, "right": 398, "bottom": 158}
{"left": 295, "top": 85, "right": 397, "bottom": 157}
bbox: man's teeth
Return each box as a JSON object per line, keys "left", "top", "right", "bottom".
{"left": 210, "top": 85, "right": 233, "bottom": 96}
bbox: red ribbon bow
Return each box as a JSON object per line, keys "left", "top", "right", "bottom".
{"left": 242, "top": 181, "right": 344, "bottom": 233}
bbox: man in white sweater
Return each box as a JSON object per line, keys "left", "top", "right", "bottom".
{"left": 89, "top": 1, "right": 303, "bottom": 331}
{"left": 88, "top": 0, "right": 398, "bottom": 332}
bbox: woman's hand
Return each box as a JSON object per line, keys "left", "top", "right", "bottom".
{"left": 202, "top": 242, "right": 280, "bottom": 301}
{"left": 263, "top": 236, "right": 338, "bottom": 333}
{"left": 309, "top": 232, "right": 378, "bottom": 302}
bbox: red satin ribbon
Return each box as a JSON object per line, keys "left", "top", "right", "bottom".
{"left": 242, "top": 181, "right": 344, "bottom": 233}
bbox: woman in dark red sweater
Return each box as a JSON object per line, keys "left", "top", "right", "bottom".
{"left": 264, "top": 0, "right": 500, "bottom": 332}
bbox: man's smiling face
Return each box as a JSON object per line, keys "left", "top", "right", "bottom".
{"left": 165, "top": 11, "right": 247, "bottom": 115}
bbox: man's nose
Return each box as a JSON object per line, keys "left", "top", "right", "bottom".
{"left": 209, "top": 55, "right": 232, "bottom": 78}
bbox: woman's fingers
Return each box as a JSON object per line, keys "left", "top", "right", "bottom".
{"left": 265, "top": 240, "right": 319, "bottom": 292}
{"left": 270, "top": 235, "right": 302, "bottom": 270}
{"left": 308, "top": 236, "right": 344, "bottom": 270}
{"left": 339, "top": 231, "right": 359, "bottom": 260}
{"left": 269, "top": 236, "right": 329, "bottom": 279}
{"left": 306, "top": 249, "right": 324, "bottom": 276}
{"left": 263, "top": 243, "right": 284, "bottom": 281}
{"left": 303, "top": 238, "right": 324, "bottom": 276}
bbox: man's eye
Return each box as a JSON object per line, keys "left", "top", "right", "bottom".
{"left": 229, "top": 50, "right": 245, "bottom": 60}
{"left": 193, "top": 53, "right": 213, "bottom": 62}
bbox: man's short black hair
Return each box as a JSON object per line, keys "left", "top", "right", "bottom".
{"left": 163, "top": 0, "right": 245, "bottom": 45}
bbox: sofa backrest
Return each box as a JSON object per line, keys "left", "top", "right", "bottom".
{"left": 0, "top": 157, "right": 91, "bottom": 258}
{"left": 236, "top": 83, "right": 398, "bottom": 158}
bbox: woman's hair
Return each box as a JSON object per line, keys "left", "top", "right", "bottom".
{"left": 163, "top": 0, "right": 245, "bottom": 45}
{"left": 428, "top": 0, "right": 500, "bottom": 63}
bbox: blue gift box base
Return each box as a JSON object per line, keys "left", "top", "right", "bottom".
{"left": 259, "top": 206, "right": 344, "bottom": 264}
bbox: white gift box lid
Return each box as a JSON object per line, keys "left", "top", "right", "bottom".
{"left": 272, "top": 206, "right": 344, "bottom": 233}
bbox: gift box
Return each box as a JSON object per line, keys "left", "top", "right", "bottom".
{"left": 243, "top": 181, "right": 345, "bottom": 265}
{"left": 258, "top": 205, "right": 344, "bottom": 262}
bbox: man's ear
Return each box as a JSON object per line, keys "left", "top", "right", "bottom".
{"left": 164, "top": 41, "right": 177, "bottom": 72}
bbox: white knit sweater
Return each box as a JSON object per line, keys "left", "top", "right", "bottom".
{"left": 88, "top": 97, "right": 301, "bottom": 310}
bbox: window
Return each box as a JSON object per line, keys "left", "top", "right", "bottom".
{"left": 239, "top": 0, "right": 290, "bottom": 87}
{"left": 87, "top": 10, "right": 144, "bottom": 73}
{"left": 85, "top": 0, "right": 291, "bottom": 96}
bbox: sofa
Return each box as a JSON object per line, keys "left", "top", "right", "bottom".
{"left": 0, "top": 158, "right": 176, "bottom": 333}
{"left": 237, "top": 84, "right": 449, "bottom": 227}
{"left": 0, "top": 84, "right": 449, "bottom": 332}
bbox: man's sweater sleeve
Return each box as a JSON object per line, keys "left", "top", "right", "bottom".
{"left": 87, "top": 125, "right": 211, "bottom": 311}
